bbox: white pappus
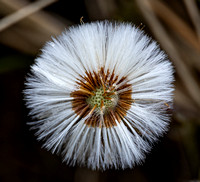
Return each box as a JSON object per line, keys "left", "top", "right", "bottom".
{"left": 24, "top": 21, "right": 174, "bottom": 170}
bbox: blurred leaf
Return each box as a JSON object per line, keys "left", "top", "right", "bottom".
{"left": 0, "top": 54, "right": 33, "bottom": 73}
{"left": 114, "top": 0, "right": 142, "bottom": 24}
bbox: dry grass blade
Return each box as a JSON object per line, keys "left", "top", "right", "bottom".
{"left": 149, "top": 0, "right": 200, "bottom": 53}
{"left": 183, "top": 0, "right": 200, "bottom": 43}
{"left": 136, "top": 0, "right": 200, "bottom": 108}
{"left": 0, "top": 0, "right": 68, "bottom": 54}
{"left": 0, "top": 0, "right": 58, "bottom": 32}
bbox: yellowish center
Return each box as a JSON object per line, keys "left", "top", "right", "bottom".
{"left": 86, "top": 87, "right": 118, "bottom": 110}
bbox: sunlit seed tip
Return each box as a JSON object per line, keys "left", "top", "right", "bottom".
{"left": 101, "top": 82, "right": 106, "bottom": 93}
{"left": 100, "top": 100, "right": 104, "bottom": 109}
{"left": 164, "top": 102, "right": 170, "bottom": 108}
{"left": 101, "top": 106, "right": 106, "bottom": 112}
{"left": 106, "top": 92, "right": 116, "bottom": 96}
{"left": 80, "top": 16, "right": 84, "bottom": 24}
{"left": 104, "top": 97, "right": 112, "bottom": 100}
{"left": 111, "top": 98, "right": 115, "bottom": 102}
{"left": 80, "top": 89, "right": 95, "bottom": 96}
{"left": 89, "top": 104, "right": 97, "bottom": 115}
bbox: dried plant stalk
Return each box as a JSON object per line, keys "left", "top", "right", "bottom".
{"left": 183, "top": 0, "right": 200, "bottom": 42}
{"left": 0, "top": 0, "right": 70, "bottom": 54}
{"left": 148, "top": 0, "right": 200, "bottom": 53}
{"left": 0, "top": 0, "right": 58, "bottom": 32}
{"left": 136, "top": 0, "right": 200, "bottom": 109}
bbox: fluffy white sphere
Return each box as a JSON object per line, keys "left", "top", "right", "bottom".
{"left": 24, "top": 21, "right": 174, "bottom": 170}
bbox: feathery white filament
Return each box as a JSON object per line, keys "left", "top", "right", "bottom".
{"left": 24, "top": 21, "right": 174, "bottom": 170}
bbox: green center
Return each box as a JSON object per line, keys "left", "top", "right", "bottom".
{"left": 86, "top": 87, "right": 117, "bottom": 109}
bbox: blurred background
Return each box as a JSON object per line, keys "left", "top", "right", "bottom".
{"left": 0, "top": 0, "right": 200, "bottom": 181}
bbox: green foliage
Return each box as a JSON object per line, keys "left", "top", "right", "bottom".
{"left": 0, "top": 54, "right": 33, "bottom": 73}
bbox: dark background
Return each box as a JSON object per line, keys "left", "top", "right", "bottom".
{"left": 0, "top": 0, "right": 200, "bottom": 181}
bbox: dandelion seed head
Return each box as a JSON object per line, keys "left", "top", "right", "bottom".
{"left": 86, "top": 87, "right": 118, "bottom": 110}
{"left": 24, "top": 21, "right": 174, "bottom": 170}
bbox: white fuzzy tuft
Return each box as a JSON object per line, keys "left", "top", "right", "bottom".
{"left": 24, "top": 21, "right": 174, "bottom": 170}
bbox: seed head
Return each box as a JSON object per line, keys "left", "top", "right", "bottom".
{"left": 24, "top": 21, "right": 174, "bottom": 170}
